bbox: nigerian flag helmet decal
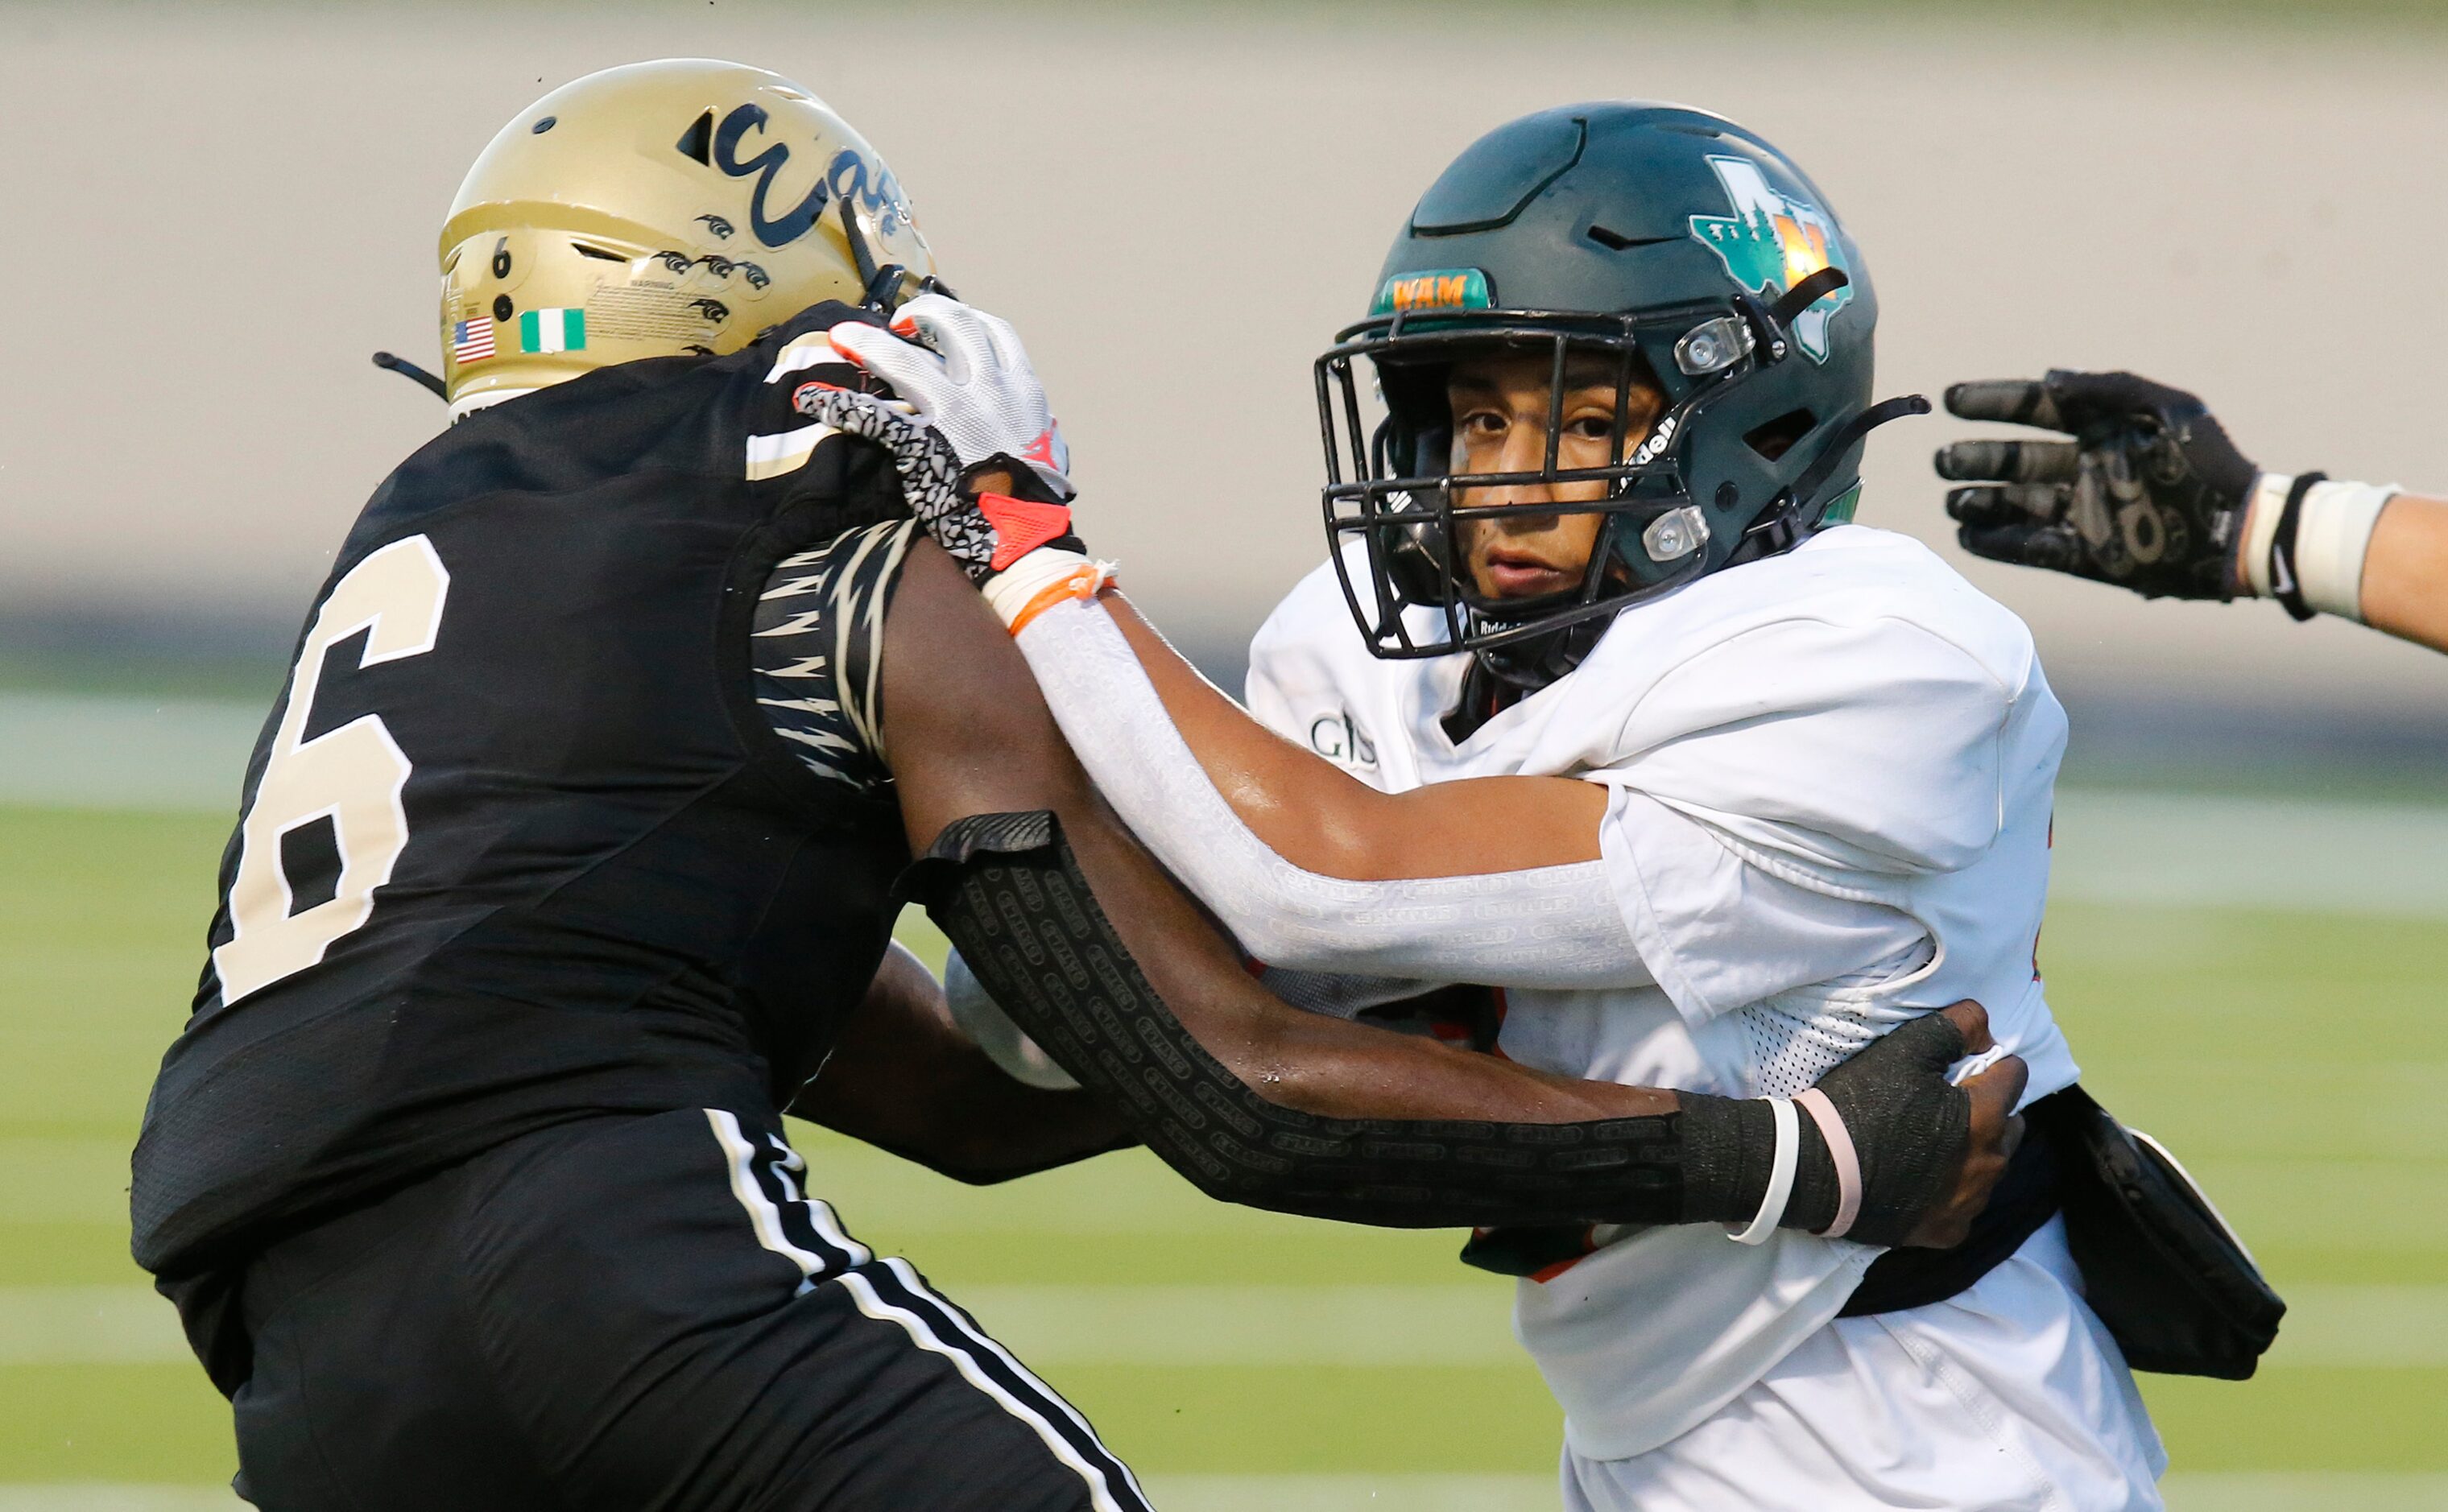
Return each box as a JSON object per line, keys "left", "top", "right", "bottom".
{"left": 1688, "top": 156, "right": 1853, "bottom": 363}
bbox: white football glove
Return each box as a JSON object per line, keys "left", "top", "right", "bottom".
{"left": 798, "top": 386, "right": 1089, "bottom": 589}
{"left": 825, "top": 293, "right": 1074, "bottom": 502}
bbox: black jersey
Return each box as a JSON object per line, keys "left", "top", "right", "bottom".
{"left": 133, "top": 305, "right": 916, "bottom": 1279}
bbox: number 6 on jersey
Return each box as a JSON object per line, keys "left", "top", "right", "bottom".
{"left": 213, "top": 536, "right": 450, "bottom": 1002}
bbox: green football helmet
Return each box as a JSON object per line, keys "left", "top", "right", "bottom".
{"left": 1315, "top": 102, "right": 1925, "bottom": 682}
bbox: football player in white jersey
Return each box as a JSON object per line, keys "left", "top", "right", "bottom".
{"left": 1935, "top": 369, "right": 2448, "bottom": 655}
{"left": 812, "top": 105, "right": 2191, "bottom": 1510}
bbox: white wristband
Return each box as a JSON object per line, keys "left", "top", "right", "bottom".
{"left": 2240, "top": 472, "right": 2292, "bottom": 598}
{"left": 1793, "top": 1087, "right": 1862, "bottom": 1241}
{"left": 981, "top": 548, "right": 1112, "bottom": 632}
{"left": 2293, "top": 480, "right": 2396, "bottom": 623}
{"left": 2240, "top": 473, "right": 2395, "bottom": 618}
{"left": 1729, "top": 1097, "right": 1799, "bottom": 1246}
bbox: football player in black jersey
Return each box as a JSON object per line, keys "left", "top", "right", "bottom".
{"left": 132, "top": 61, "right": 2027, "bottom": 1512}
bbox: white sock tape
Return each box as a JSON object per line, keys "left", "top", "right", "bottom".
{"left": 1729, "top": 1097, "right": 1799, "bottom": 1246}
{"left": 2293, "top": 480, "right": 2396, "bottom": 623}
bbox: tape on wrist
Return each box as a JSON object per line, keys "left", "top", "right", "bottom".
{"left": 1793, "top": 1088, "right": 1863, "bottom": 1241}
{"left": 1729, "top": 1097, "right": 1799, "bottom": 1246}
{"left": 2239, "top": 472, "right": 2293, "bottom": 598}
{"left": 982, "top": 549, "right": 1116, "bottom": 634}
{"left": 2292, "top": 480, "right": 2396, "bottom": 623}
{"left": 2267, "top": 472, "right": 2330, "bottom": 622}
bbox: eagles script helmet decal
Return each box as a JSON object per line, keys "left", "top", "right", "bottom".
{"left": 436, "top": 59, "right": 934, "bottom": 416}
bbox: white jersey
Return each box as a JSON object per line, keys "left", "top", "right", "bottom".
{"left": 1245, "top": 523, "right": 2081, "bottom": 1460}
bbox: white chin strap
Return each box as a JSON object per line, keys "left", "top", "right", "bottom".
{"left": 1010, "top": 596, "right": 1651, "bottom": 989}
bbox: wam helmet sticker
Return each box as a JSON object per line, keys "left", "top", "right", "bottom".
{"left": 1687, "top": 156, "right": 1852, "bottom": 363}
{"left": 1371, "top": 268, "right": 1493, "bottom": 317}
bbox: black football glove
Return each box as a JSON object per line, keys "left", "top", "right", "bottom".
{"left": 1934, "top": 370, "right": 2258, "bottom": 600}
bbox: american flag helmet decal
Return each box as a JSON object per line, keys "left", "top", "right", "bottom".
{"left": 451, "top": 317, "right": 496, "bottom": 364}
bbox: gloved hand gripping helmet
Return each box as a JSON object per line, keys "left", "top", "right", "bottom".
{"left": 1315, "top": 102, "right": 1925, "bottom": 674}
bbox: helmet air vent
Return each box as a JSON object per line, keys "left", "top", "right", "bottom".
{"left": 1585, "top": 223, "right": 1671, "bottom": 253}
{"left": 1743, "top": 408, "right": 1818, "bottom": 462}
{"left": 674, "top": 109, "right": 715, "bottom": 165}
{"left": 572, "top": 242, "right": 629, "bottom": 262}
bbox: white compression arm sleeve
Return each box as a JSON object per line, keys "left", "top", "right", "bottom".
{"left": 1011, "top": 597, "right": 1653, "bottom": 989}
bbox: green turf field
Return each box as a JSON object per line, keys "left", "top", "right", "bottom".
{"left": 2, "top": 804, "right": 2442, "bottom": 1507}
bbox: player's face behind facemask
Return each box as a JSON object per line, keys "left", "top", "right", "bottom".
{"left": 1317, "top": 103, "right": 1889, "bottom": 676}
{"left": 1444, "top": 347, "right": 1667, "bottom": 605}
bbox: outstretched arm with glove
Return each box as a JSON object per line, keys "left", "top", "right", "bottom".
{"left": 1935, "top": 369, "right": 2448, "bottom": 655}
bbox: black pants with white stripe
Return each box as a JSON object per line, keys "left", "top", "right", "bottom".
{"left": 217, "top": 1107, "right": 1151, "bottom": 1512}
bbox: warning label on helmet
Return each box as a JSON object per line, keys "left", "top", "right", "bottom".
{"left": 585, "top": 284, "right": 721, "bottom": 345}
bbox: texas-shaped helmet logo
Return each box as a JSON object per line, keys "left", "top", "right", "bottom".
{"left": 1687, "top": 155, "right": 1854, "bottom": 364}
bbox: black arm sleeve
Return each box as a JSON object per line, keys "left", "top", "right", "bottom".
{"left": 906, "top": 811, "right": 1804, "bottom": 1230}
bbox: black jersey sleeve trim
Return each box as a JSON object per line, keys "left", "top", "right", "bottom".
{"left": 747, "top": 518, "right": 918, "bottom": 795}
{"left": 716, "top": 485, "right": 909, "bottom": 834}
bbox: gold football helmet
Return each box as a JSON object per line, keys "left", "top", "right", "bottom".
{"left": 436, "top": 59, "right": 935, "bottom": 416}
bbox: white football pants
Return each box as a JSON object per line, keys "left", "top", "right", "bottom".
{"left": 1561, "top": 1217, "right": 2167, "bottom": 1512}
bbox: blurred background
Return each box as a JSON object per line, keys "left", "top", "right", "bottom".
{"left": 2, "top": 2, "right": 2443, "bottom": 1507}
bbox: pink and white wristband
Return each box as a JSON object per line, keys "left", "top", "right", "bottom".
{"left": 1795, "top": 1087, "right": 1863, "bottom": 1241}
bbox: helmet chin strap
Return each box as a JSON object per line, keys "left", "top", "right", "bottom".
{"left": 1441, "top": 610, "right": 1612, "bottom": 740}
{"left": 838, "top": 196, "right": 960, "bottom": 316}
{"left": 368, "top": 349, "right": 540, "bottom": 427}
{"left": 1733, "top": 393, "right": 1932, "bottom": 562}
{"left": 1456, "top": 511, "right": 1636, "bottom": 693}
{"left": 371, "top": 351, "right": 446, "bottom": 399}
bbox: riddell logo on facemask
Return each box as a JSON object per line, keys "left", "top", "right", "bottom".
{"left": 1371, "top": 268, "right": 1494, "bottom": 317}
{"left": 1631, "top": 413, "right": 1679, "bottom": 467}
